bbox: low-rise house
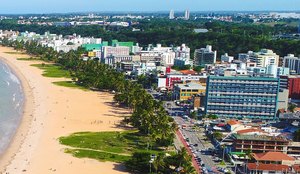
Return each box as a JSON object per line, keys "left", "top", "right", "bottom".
{"left": 246, "top": 163, "right": 289, "bottom": 174}
{"left": 174, "top": 83, "right": 206, "bottom": 101}
{"left": 251, "top": 152, "right": 295, "bottom": 166}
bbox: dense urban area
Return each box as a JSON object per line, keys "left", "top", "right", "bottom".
{"left": 1, "top": 11, "right": 300, "bottom": 174}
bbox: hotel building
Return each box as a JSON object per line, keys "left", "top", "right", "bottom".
{"left": 205, "top": 76, "right": 280, "bottom": 120}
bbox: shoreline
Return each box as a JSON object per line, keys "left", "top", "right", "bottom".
{"left": 0, "top": 55, "right": 34, "bottom": 173}
{"left": 0, "top": 46, "right": 129, "bottom": 174}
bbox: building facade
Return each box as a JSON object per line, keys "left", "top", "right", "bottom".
{"left": 205, "top": 76, "right": 280, "bottom": 120}
{"left": 252, "top": 49, "right": 279, "bottom": 68}
{"left": 283, "top": 54, "right": 300, "bottom": 75}
{"left": 174, "top": 83, "right": 206, "bottom": 101}
{"left": 102, "top": 46, "right": 130, "bottom": 59}
{"left": 194, "top": 45, "right": 217, "bottom": 66}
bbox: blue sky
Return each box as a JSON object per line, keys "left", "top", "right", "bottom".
{"left": 1, "top": 0, "right": 299, "bottom": 14}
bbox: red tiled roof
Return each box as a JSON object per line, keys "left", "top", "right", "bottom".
{"left": 247, "top": 163, "right": 289, "bottom": 171}
{"left": 180, "top": 70, "right": 197, "bottom": 75}
{"left": 293, "top": 165, "right": 300, "bottom": 172}
{"left": 217, "top": 123, "right": 226, "bottom": 127}
{"left": 227, "top": 120, "right": 240, "bottom": 126}
{"left": 237, "top": 128, "right": 264, "bottom": 134}
{"left": 278, "top": 108, "right": 285, "bottom": 113}
{"left": 252, "top": 152, "right": 295, "bottom": 162}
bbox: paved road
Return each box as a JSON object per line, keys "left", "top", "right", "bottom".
{"left": 148, "top": 91, "right": 224, "bottom": 173}
{"left": 174, "top": 116, "right": 217, "bottom": 171}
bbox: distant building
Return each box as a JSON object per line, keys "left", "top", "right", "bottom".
{"left": 184, "top": 10, "right": 190, "bottom": 20}
{"left": 194, "top": 45, "right": 217, "bottom": 66}
{"left": 221, "top": 53, "right": 234, "bottom": 63}
{"left": 175, "top": 44, "right": 190, "bottom": 60}
{"left": 205, "top": 76, "right": 280, "bottom": 120}
{"left": 238, "top": 52, "right": 253, "bottom": 63}
{"left": 82, "top": 44, "right": 102, "bottom": 51}
{"left": 169, "top": 10, "right": 175, "bottom": 19}
{"left": 174, "top": 58, "right": 190, "bottom": 67}
{"left": 104, "top": 55, "right": 132, "bottom": 67}
{"left": 193, "top": 28, "right": 208, "bottom": 33}
{"left": 102, "top": 46, "right": 130, "bottom": 59}
{"left": 283, "top": 54, "right": 300, "bottom": 75}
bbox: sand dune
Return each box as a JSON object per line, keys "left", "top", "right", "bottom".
{"left": 0, "top": 46, "right": 130, "bottom": 174}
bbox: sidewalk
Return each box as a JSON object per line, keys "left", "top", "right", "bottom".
{"left": 176, "top": 130, "right": 201, "bottom": 174}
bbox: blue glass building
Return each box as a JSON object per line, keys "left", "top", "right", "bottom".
{"left": 205, "top": 76, "right": 280, "bottom": 120}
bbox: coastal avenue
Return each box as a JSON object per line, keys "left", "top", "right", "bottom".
{"left": 161, "top": 99, "right": 219, "bottom": 174}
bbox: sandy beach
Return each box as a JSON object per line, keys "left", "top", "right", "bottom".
{"left": 0, "top": 46, "right": 130, "bottom": 174}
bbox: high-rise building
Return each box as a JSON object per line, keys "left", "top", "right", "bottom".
{"left": 169, "top": 10, "right": 175, "bottom": 19}
{"left": 205, "top": 75, "right": 280, "bottom": 120}
{"left": 251, "top": 49, "right": 279, "bottom": 67}
{"left": 298, "top": 20, "right": 300, "bottom": 33}
{"left": 283, "top": 54, "right": 300, "bottom": 75}
{"left": 184, "top": 10, "right": 190, "bottom": 20}
{"left": 194, "top": 45, "right": 217, "bottom": 66}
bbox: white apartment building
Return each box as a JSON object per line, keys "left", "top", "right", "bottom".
{"left": 175, "top": 44, "right": 190, "bottom": 60}
{"left": 104, "top": 55, "right": 132, "bottom": 67}
{"left": 251, "top": 49, "right": 279, "bottom": 67}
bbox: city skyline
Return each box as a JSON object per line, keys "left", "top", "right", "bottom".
{"left": 0, "top": 0, "right": 299, "bottom": 14}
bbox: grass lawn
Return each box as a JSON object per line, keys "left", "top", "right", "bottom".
{"left": 59, "top": 131, "right": 164, "bottom": 163}
{"left": 52, "top": 81, "right": 88, "bottom": 91}
{"left": 17, "top": 57, "right": 41, "bottom": 61}
{"left": 64, "top": 149, "right": 131, "bottom": 163}
{"left": 4, "top": 51, "right": 26, "bottom": 55}
{"left": 31, "top": 63, "right": 71, "bottom": 78}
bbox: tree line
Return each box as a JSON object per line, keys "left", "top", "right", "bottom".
{"left": 0, "top": 19, "right": 300, "bottom": 57}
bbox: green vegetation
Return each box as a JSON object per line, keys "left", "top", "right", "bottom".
{"left": 220, "top": 160, "right": 226, "bottom": 166}
{"left": 213, "top": 131, "right": 223, "bottom": 140}
{"left": 126, "top": 148, "right": 196, "bottom": 174}
{"left": 17, "top": 57, "right": 41, "bottom": 61}
{"left": 64, "top": 149, "right": 131, "bottom": 163}
{"left": 31, "top": 63, "right": 71, "bottom": 78}
{"left": 288, "top": 103, "right": 297, "bottom": 113}
{"left": 203, "top": 114, "right": 218, "bottom": 119}
{"left": 4, "top": 51, "right": 26, "bottom": 54}
{"left": 60, "top": 131, "right": 196, "bottom": 173}
{"left": 171, "top": 65, "right": 191, "bottom": 71}
{"left": 59, "top": 131, "right": 163, "bottom": 156}
{"left": 52, "top": 81, "right": 88, "bottom": 91}
{"left": 1, "top": 19, "right": 300, "bottom": 57}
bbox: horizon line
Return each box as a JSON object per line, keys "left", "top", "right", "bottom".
{"left": 1, "top": 10, "right": 300, "bottom": 15}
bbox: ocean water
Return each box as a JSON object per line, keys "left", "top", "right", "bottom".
{"left": 0, "top": 60, "right": 24, "bottom": 154}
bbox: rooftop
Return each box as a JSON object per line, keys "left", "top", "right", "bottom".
{"left": 237, "top": 128, "right": 265, "bottom": 134}
{"left": 247, "top": 163, "right": 289, "bottom": 172}
{"left": 252, "top": 152, "right": 295, "bottom": 162}
{"left": 180, "top": 69, "right": 197, "bottom": 75}
{"left": 176, "top": 83, "right": 206, "bottom": 90}
{"left": 232, "top": 134, "right": 288, "bottom": 142}
{"left": 227, "top": 120, "right": 240, "bottom": 126}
